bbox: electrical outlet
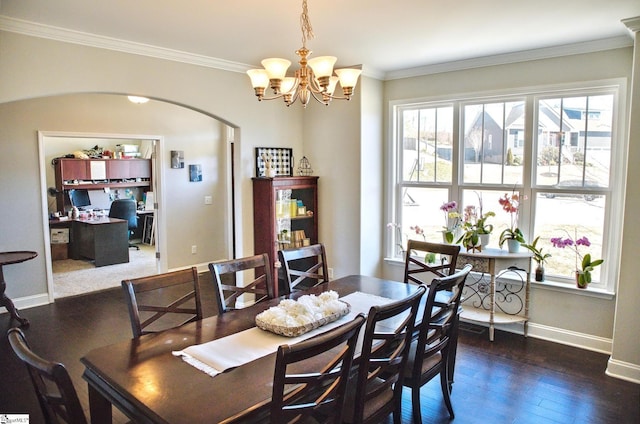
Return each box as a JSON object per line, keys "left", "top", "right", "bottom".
{"left": 328, "top": 268, "right": 334, "bottom": 280}
{"left": 191, "top": 245, "right": 197, "bottom": 254}
{"left": 204, "top": 196, "right": 212, "bottom": 205}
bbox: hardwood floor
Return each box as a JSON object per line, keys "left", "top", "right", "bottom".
{"left": 1, "top": 278, "right": 638, "bottom": 424}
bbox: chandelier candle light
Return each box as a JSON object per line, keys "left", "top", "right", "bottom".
{"left": 246, "top": 0, "right": 362, "bottom": 108}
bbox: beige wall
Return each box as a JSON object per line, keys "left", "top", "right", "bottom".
{"left": 610, "top": 21, "right": 640, "bottom": 381}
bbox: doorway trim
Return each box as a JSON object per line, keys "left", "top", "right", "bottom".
{"left": 38, "top": 131, "right": 163, "bottom": 302}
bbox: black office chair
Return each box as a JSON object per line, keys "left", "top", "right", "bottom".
{"left": 109, "top": 199, "right": 139, "bottom": 250}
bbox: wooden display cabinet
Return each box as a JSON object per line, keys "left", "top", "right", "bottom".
{"left": 252, "top": 176, "right": 319, "bottom": 296}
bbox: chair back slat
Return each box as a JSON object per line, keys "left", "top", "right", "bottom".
{"left": 403, "top": 240, "right": 461, "bottom": 286}
{"left": 208, "top": 253, "right": 275, "bottom": 314}
{"left": 278, "top": 243, "right": 329, "bottom": 295}
{"left": 122, "top": 267, "right": 203, "bottom": 338}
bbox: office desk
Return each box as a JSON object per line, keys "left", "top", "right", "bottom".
{"left": 68, "top": 217, "right": 129, "bottom": 267}
{"left": 81, "top": 275, "right": 419, "bottom": 424}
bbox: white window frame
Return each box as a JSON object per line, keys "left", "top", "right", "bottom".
{"left": 386, "top": 79, "right": 628, "bottom": 295}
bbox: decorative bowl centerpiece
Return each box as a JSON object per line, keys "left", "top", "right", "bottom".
{"left": 255, "top": 291, "right": 350, "bottom": 337}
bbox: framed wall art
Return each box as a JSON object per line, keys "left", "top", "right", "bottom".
{"left": 189, "top": 164, "right": 202, "bottom": 182}
{"left": 170, "top": 150, "right": 184, "bottom": 168}
{"left": 255, "top": 147, "right": 293, "bottom": 178}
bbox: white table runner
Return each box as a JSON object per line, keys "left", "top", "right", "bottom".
{"left": 172, "top": 291, "right": 393, "bottom": 377}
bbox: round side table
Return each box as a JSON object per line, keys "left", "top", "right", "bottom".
{"left": 0, "top": 251, "right": 37, "bottom": 327}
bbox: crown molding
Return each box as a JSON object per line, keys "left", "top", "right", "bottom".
{"left": 0, "top": 15, "right": 251, "bottom": 73}
{"left": 622, "top": 16, "right": 640, "bottom": 33}
{"left": 0, "top": 15, "right": 633, "bottom": 82}
{"left": 384, "top": 36, "right": 634, "bottom": 81}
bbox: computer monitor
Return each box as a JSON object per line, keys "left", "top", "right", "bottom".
{"left": 69, "top": 189, "right": 91, "bottom": 209}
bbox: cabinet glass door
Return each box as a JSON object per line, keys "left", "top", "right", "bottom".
{"left": 275, "top": 189, "right": 292, "bottom": 249}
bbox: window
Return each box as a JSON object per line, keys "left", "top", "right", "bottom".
{"left": 389, "top": 84, "right": 624, "bottom": 291}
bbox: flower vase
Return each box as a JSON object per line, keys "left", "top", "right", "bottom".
{"left": 506, "top": 238, "right": 520, "bottom": 253}
{"left": 479, "top": 234, "right": 490, "bottom": 248}
{"left": 576, "top": 271, "right": 588, "bottom": 289}
{"left": 535, "top": 265, "right": 545, "bottom": 282}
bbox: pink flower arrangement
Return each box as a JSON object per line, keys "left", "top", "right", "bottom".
{"left": 409, "top": 225, "right": 426, "bottom": 241}
{"left": 498, "top": 190, "right": 526, "bottom": 247}
{"left": 551, "top": 231, "right": 603, "bottom": 287}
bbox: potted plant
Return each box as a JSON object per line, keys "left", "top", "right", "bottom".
{"left": 456, "top": 200, "right": 494, "bottom": 251}
{"left": 498, "top": 189, "right": 526, "bottom": 252}
{"left": 440, "top": 201, "right": 461, "bottom": 244}
{"left": 551, "top": 231, "right": 604, "bottom": 288}
{"left": 521, "top": 236, "right": 551, "bottom": 281}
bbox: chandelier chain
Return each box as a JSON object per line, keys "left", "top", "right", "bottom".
{"left": 300, "top": 0, "right": 315, "bottom": 48}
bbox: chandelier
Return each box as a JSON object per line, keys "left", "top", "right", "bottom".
{"left": 246, "top": 0, "right": 362, "bottom": 108}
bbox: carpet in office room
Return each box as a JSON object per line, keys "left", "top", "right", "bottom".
{"left": 52, "top": 243, "right": 156, "bottom": 298}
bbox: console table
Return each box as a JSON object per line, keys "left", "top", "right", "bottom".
{"left": 456, "top": 248, "right": 532, "bottom": 341}
{"left": 0, "top": 251, "right": 37, "bottom": 326}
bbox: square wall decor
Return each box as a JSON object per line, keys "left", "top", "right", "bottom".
{"left": 255, "top": 147, "right": 293, "bottom": 177}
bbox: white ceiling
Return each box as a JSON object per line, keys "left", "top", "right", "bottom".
{"left": 1, "top": 0, "right": 639, "bottom": 79}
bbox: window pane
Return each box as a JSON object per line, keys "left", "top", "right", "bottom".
{"left": 463, "top": 104, "right": 482, "bottom": 183}
{"left": 533, "top": 193, "right": 604, "bottom": 282}
{"left": 503, "top": 101, "right": 526, "bottom": 185}
{"left": 401, "top": 107, "right": 453, "bottom": 183}
{"left": 535, "top": 95, "right": 613, "bottom": 189}
{"left": 435, "top": 107, "right": 454, "bottom": 183}
{"left": 463, "top": 101, "right": 525, "bottom": 184}
{"left": 400, "top": 188, "right": 451, "bottom": 244}
{"left": 401, "top": 109, "right": 420, "bottom": 182}
{"left": 583, "top": 95, "right": 612, "bottom": 187}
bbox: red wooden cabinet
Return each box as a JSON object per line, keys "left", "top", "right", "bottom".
{"left": 53, "top": 158, "right": 151, "bottom": 211}
{"left": 252, "top": 176, "right": 319, "bottom": 296}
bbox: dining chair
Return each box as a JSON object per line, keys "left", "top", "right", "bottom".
{"left": 208, "top": 253, "right": 275, "bottom": 314}
{"left": 269, "top": 314, "right": 366, "bottom": 424}
{"left": 403, "top": 239, "right": 461, "bottom": 285}
{"left": 7, "top": 327, "right": 88, "bottom": 424}
{"left": 345, "top": 285, "right": 426, "bottom": 424}
{"left": 402, "top": 264, "right": 472, "bottom": 424}
{"left": 121, "top": 267, "right": 203, "bottom": 338}
{"left": 278, "top": 243, "right": 329, "bottom": 295}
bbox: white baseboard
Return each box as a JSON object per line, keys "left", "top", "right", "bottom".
{"left": 0, "top": 293, "right": 51, "bottom": 317}
{"left": 526, "top": 322, "right": 612, "bottom": 354}
{"left": 460, "top": 319, "right": 612, "bottom": 353}
{"left": 606, "top": 358, "right": 640, "bottom": 384}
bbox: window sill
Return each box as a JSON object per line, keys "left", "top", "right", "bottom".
{"left": 384, "top": 256, "right": 616, "bottom": 300}
{"left": 530, "top": 279, "right": 615, "bottom": 300}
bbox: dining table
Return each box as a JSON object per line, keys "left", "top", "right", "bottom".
{"left": 81, "top": 274, "right": 422, "bottom": 424}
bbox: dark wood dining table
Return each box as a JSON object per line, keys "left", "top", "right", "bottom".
{"left": 81, "top": 274, "right": 421, "bottom": 424}
{"left": 0, "top": 251, "right": 38, "bottom": 327}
